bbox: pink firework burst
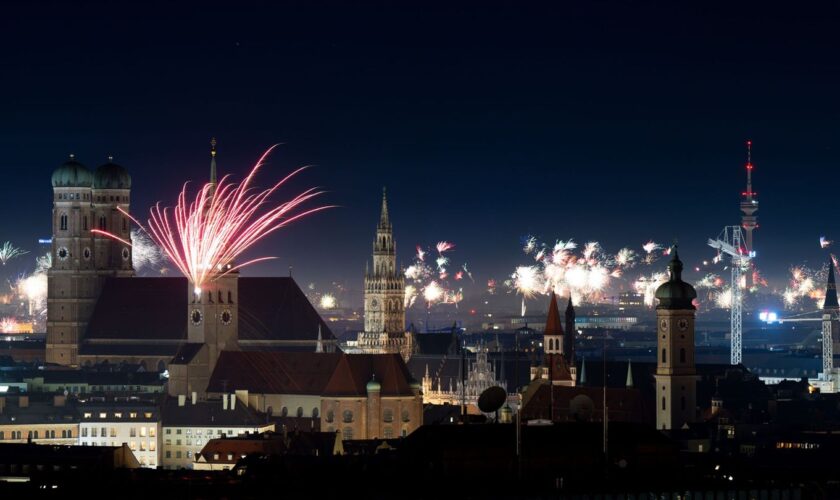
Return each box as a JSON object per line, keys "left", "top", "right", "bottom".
{"left": 94, "top": 146, "right": 331, "bottom": 293}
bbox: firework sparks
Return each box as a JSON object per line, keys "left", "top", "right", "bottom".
{"left": 0, "top": 242, "right": 28, "bottom": 266}
{"left": 0, "top": 317, "right": 17, "bottom": 334}
{"left": 131, "top": 229, "right": 167, "bottom": 275}
{"left": 820, "top": 236, "right": 832, "bottom": 249}
{"left": 94, "top": 146, "right": 331, "bottom": 294}
{"left": 319, "top": 293, "right": 336, "bottom": 310}
{"left": 404, "top": 240, "right": 465, "bottom": 309}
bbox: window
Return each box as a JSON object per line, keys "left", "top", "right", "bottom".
{"left": 130, "top": 428, "right": 136, "bottom": 437}
{"left": 176, "top": 429, "right": 182, "bottom": 435}
{"left": 401, "top": 429, "right": 407, "bottom": 438}
{"left": 227, "top": 453, "right": 234, "bottom": 461}
{"left": 384, "top": 427, "right": 393, "bottom": 439}
{"left": 166, "top": 451, "right": 171, "bottom": 458}
{"left": 130, "top": 412, "right": 138, "bottom": 419}
{"left": 342, "top": 410, "right": 353, "bottom": 423}
{"left": 176, "top": 439, "right": 181, "bottom": 446}
{"left": 140, "top": 427, "right": 147, "bottom": 437}
{"left": 165, "top": 429, "right": 171, "bottom": 435}
{"left": 99, "top": 413, "right": 107, "bottom": 419}
{"left": 110, "top": 428, "right": 116, "bottom": 438}
{"left": 186, "top": 451, "right": 192, "bottom": 459}
{"left": 150, "top": 441, "right": 156, "bottom": 451}
{"left": 401, "top": 410, "right": 410, "bottom": 423}
{"left": 99, "top": 216, "right": 106, "bottom": 231}
{"left": 662, "top": 397, "right": 666, "bottom": 410}
{"left": 149, "top": 427, "right": 156, "bottom": 437}
{"left": 84, "top": 413, "right": 92, "bottom": 419}
{"left": 312, "top": 407, "right": 319, "bottom": 418}
{"left": 82, "top": 428, "right": 88, "bottom": 437}
{"left": 122, "top": 218, "right": 127, "bottom": 231}
{"left": 144, "top": 412, "right": 152, "bottom": 419}
{"left": 176, "top": 451, "right": 181, "bottom": 459}
{"left": 91, "top": 428, "right": 98, "bottom": 438}
{"left": 129, "top": 441, "right": 136, "bottom": 451}
{"left": 140, "top": 441, "right": 146, "bottom": 451}
{"left": 383, "top": 409, "right": 393, "bottom": 423}
{"left": 296, "top": 407, "right": 304, "bottom": 418}
{"left": 661, "top": 348, "right": 666, "bottom": 363}
{"left": 681, "top": 396, "right": 686, "bottom": 411}
{"left": 326, "top": 410, "right": 334, "bottom": 423}
{"left": 60, "top": 214, "right": 68, "bottom": 231}
{"left": 83, "top": 216, "right": 88, "bottom": 230}
{"left": 0, "top": 431, "right": 4, "bottom": 440}
{"left": 680, "top": 348, "right": 686, "bottom": 363}
{"left": 342, "top": 427, "right": 353, "bottom": 441}
{"left": 281, "top": 407, "right": 288, "bottom": 417}
{"left": 114, "top": 412, "right": 122, "bottom": 419}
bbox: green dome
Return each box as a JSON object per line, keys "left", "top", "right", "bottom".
{"left": 94, "top": 159, "right": 131, "bottom": 189}
{"left": 366, "top": 377, "right": 381, "bottom": 392}
{"left": 655, "top": 249, "right": 697, "bottom": 310}
{"left": 51, "top": 156, "right": 93, "bottom": 188}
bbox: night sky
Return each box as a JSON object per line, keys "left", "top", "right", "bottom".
{"left": 2, "top": 1, "right": 839, "bottom": 296}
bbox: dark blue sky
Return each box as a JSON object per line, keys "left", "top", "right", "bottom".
{"left": 1, "top": 1, "right": 839, "bottom": 292}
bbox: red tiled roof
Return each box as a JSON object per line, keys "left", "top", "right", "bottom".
{"left": 323, "top": 353, "right": 414, "bottom": 397}
{"left": 207, "top": 351, "right": 342, "bottom": 394}
{"left": 544, "top": 291, "right": 563, "bottom": 337}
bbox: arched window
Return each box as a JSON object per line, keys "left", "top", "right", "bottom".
{"left": 312, "top": 407, "right": 319, "bottom": 418}
{"left": 681, "top": 396, "right": 686, "bottom": 411}
{"left": 383, "top": 409, "right": 394, "bottom": 423}
{"left": 661, "top": 348, "right": 666, "bottom": 363}
{"left": 342, "top": 410, "right": 353, "bottom": 423}
{"left": 122, "top": 217, "right": 127, "bottom": 231}
{"left": 342, "top": 427, "right": 353, "bottom": 441}
{"left": 228, "top": 291, "right": 233, "bottom": 303}
{"left": 325, "top": 410, "right": 334, "bottom": 423}
{"left": 296, "top": 407, "right": 304, "bottom": 418}
{"left": 280, "top": 407, "right": 288, "bottom": 417}
{"left": 266, "top": 407, "right": 274, "bottom": 417}
{"left": 99, "top": 216, "right": 106, "bottom": 231}
{"left": 401, "top": 410, "right": 410, "bottom": 423}
{"left": 661, "top": 397, "right": 666, "bottom": 410}
{"left": 218, "top": 290, "right": 223, "bottom": 303}
{"left": 83, "top": 216, "right": 88, "bottom": 230}
{"left": 60, "top": 213, "right": 68, "bottom": 231}
{"left": 679, "top": 348, "right": 686, "bottom": 363}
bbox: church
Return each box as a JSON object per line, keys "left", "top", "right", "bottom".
{"left": 46, "top": 142, "right": 337, "bottom": 388}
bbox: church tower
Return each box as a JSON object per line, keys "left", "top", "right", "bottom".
{"left": 358, "top": 188, "right": 409, "bottom": 359}
{"left": 183, "top": 139, "right": 240, "bottom": 392}
{"left": 822, "top": 259, "right": 838, "bottom": 381}
{"left": 653, "top": 248, "right": 697, "bottom": 430}
{"left": 47, "top": 155, "right": 133, "bottom": 366}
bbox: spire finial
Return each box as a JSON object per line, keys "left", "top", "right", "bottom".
{"left": 668, "top": 243, "right": 683, "bottom": 282}
{"left": 107, "top": 155, "right": 114, "bottom": 162}
{"left": 745, "top": 139, "right": 754, "bottom": 201}
{"left": 379, "top": 186, "right": 390, "bottom": 226}
{"left": 69, "top": 153, "right": 75, "bottom": 160}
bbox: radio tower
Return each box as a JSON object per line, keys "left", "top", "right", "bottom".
{"left": 740, "top": 140, "right": 758, "bottom": 287}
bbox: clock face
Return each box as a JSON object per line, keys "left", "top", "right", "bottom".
{"left": 121, "top": 247, "right": 130, "bottom": 261}
{"left": 190, "top": 309, "right": 203, "bottom": 326}
{"left": 83, "top": 247, "right": 91, "bottom": 260}
{"left": 57, "top": 247, "right": 69, "bottom": 261}
{"left": 659, "top": 319, "right": 668, "bottom": 332}
{"left": 678, "top": 319, "right": 689, "bottom": 332}
{"left": 220, "top": 309, "right": 232, "bottom": 325}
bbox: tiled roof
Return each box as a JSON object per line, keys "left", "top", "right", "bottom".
{"left": 161, "top": 397, "right": 270, "bottom": 427}
{"left": 83, "top": 276, "right": 335, "bottom": 347}
{"left": 323, "top": 353, "right": 415, "bottom": 397}
{"left": 207, "top": 351, "right": 342, "bottom": 394}
{"left": 544, "top": 292, "right": 564, "bottom": 337}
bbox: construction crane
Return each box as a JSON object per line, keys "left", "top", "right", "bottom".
{"left": 708, "top": 226, "right": 751, "bottom": 365}
{"left": 776, "top": 314, "right": 835, "bottom": 380}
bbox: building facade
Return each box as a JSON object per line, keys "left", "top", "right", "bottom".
{"left": 653, "top": 249, "right": 698, "bottom": 431}
{"left": 47, "top": 155, "right": 134, "bottom": 366}
{"left": 351, "top": 189, "right": 412, "bottom": 360}
{"left": 77, "top": 400, "right": 160, "bottom": 468}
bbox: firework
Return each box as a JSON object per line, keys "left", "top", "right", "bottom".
{"left": 404, "top": 240, "right": 466, "bottom": 309}
{"left": 0, "top": 317, "right": 17, "bottom": 334}
{"left": 94, "top": 146, "right": 331, "bottom": 294}
{"left": 131, "top": 229, "right": 167, "bottom": 275}
{"left": 634, "top": 272, "right": 668, "bottom": 307}
{"left": 319, "top": 293, "right": 336, "bottom": 310}
{"left": 782, "top": 264, "right": 827, "bottom": 309}
{"left": 0, "top": 242, "right": 28, "bottom": 266}
{"left": 820, "top": 236, "right": 832, "bottom": 249}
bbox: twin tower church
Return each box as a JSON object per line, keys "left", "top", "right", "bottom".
{"left": 46, "top": 143, "right": 336, "bottom": 397}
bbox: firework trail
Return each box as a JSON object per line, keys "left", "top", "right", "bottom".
{"left": 93, "top": 146, "right": 331, "bottom": 294}
{"left": 0, "top": 242, "right": 28, "bottom": 266}
{"left": 404, "top": 241, "right": 465, "bottom": 308}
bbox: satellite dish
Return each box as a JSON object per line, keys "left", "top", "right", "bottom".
{"left": 478, "top": 386, "right": 507, "bottom": 414}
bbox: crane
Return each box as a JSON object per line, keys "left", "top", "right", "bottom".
{"left": 708, "top": 226, "right": 751, "bottom": 365}
{"left": 776, "top": 314, "right": 835, "bottom": 380}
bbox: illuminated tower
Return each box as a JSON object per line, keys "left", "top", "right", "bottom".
{"left": 822, "top": 260, "right": 839, "bottom": 380}
{"left": 654, "top": 248, "right": 697, "bottom": 431}
{"left": 182, "top": 139, "right": 240, "bottom": 394}
{"left": 740, "top": 141, "right": 758, "bottom": 286}
{"left": 47, "top": 155, "right": 133, "bottom": 366}
{"left": 358, "top": 188, "right": 410, "bottom": 359}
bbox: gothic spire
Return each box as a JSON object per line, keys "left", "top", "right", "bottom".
{"left": 579, "top": 357, "right": 587, "bottom": 385}
{"left": 379, "top": 186, "right": 390, "bottom": 227}
{"left": 625, "top": 359, "right": 634, "bottom": 388}
{"left": 824, "top": 259, "right": 839, "bottom": 311}
{"left": 315, "top": 324, "right": 324, "bottom": 353}
{"left": 544, "top": 291, "right": 564, "bottom": 337}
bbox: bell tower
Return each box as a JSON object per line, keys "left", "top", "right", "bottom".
{"left": 653, "top": 248, "right": 697, "bottom": 431}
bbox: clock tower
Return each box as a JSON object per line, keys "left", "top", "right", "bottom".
{"left": 357, "top": 188, "right": 410, "bottom": 359}
{"left": 654, "top": 248, "right": 697, "bottom": 431}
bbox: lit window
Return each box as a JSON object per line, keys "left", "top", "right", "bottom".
{"left": 140, "top": 427, "right": 147, "bottom": 437}
{"left": 84, "top": 413, "right": 91, "bottom": 419}
{"left": 149, "top": 427, "right": 156, "bottom": 437}
{"left": 144, "top": 412, "right": 152, "bottom": 419}
{"left": 130, "top": 412, "right": 137, "bottom": 419}
{"left": 114, "top": 413, "right": 122, "bottom": 419}
{"left": 99, "top": 413, "right": 107, "bottom": 419}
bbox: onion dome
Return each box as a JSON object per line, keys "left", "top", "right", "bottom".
{"left": 366, "top": 375, "right": 381, "bottom": 393}
{"left": 655, "top": 248, "right": 697, "bottom": 310}
{"left": 51, "top": 154, "right": 93, "bottom": 188}
{"left": 94, "top": 156, "right": 131, "bottom": 189}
